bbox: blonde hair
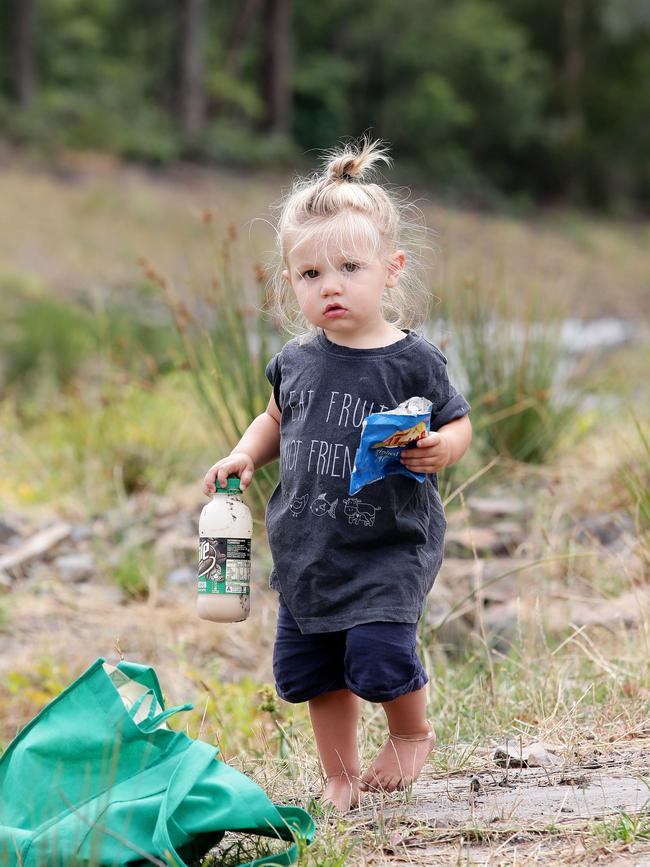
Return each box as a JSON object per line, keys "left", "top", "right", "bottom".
{"left": 267, "top": 136, "right": 433, "bottom": 341}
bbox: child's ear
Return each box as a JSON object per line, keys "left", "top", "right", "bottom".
{"left": 386, "top": 250, "right": 406, "bottom": 287}
{"left": 282, "top": 268, "right": 291, "bottom": 284}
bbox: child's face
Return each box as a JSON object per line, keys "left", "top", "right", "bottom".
{"left": 282, "top": 225, "right": 405, "bottom": 337}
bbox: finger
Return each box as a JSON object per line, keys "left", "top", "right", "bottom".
{"left": 240, "top": 467, "right": 254, "bottom": 489}
{"left": 217, "top": 463, "right": 231, "bottom": 487}
{"left": 401, "top": 457, "right": 441, "bottom": 469}
{"left": 402, "top": 450, "right": 441, "bottom": 462}
{"left": 416, "top": 433, "right": 440, "bottom": 448}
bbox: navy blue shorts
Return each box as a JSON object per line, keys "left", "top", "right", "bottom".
{"left": 272, "top": 594, "right": 428, "bottom": 704}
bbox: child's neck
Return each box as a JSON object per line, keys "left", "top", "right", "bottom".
{"left": 322, "top": 322, "right": 408, "bottom": 349}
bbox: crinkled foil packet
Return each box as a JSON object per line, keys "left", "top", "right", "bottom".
{"left": 349, "top": 396, "right": 433, "bottom": 495}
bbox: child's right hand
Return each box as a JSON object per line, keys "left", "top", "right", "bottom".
{"left": 202, "top": 452, "right": 255, "bottom": 496}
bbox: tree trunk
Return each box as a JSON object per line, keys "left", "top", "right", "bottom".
{"left": 261, "top": 0, "right": 292, "bottom": 135}
{"left": 180, "top": 0, "right": 205, "bottom": 141}
{"left": 11, "top": 0, "right": 37, "bottom": 105}
{"left": 225, "top": 0, "right": 263, "bottom": 76}
{"left": 562, "top": 0, "right": 585, "bottom": 200}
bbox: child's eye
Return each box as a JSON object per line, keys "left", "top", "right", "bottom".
{"left": 302, "top": 269, "right": 319, "bottom": 279}
{"left": 342, "top": 262, "right": 359, "bottom": 273}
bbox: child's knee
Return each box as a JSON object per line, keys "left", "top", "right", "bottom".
{"left": 344, "top": 621, "right": 428, "bottom": 703}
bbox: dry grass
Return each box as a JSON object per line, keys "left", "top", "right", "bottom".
{"left": 2, "top": 160, "right": 649, "bottom": 319}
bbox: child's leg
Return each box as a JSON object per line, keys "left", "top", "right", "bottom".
{"left": 359, "top": 685, "right": 435, "bottom": 792}
{"left": 341, "top": 619, "right": 435, "bottom": 792}
{"left": 309, "top": 688, "right": 361, "bottom": 810}
{"left": 272, "top": 595, "right": 360, "bottom": 810}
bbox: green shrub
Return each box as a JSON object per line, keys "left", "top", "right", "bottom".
{"left": 443, "top": 276, "right": 583, "bottom": 463}
{"left": 0, "top": 290, "right": 180, "bottom": 401}
{"left": 112, "top": 544, "right": 155, "bottom": 600}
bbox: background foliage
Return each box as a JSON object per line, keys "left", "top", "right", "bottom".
{"left": 2, "top": 0, "right": 649, "bottom": 210}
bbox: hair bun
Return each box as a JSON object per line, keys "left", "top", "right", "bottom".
{"left": 324, "top": 136, "right": 392, "bottom": 183}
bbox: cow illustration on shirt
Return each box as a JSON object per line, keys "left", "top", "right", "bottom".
{"left": 342, "top": 497, "right": 381, "bottom": 527}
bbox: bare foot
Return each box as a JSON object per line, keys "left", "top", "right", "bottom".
{"left": 360, "top": 723, "right": 436, "bottom": 793}
{"left": 321, "top": 772, "right": 361, "bottom": 812}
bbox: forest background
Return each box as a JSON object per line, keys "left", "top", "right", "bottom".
{"left": 3, "top": 0, "right": 650, "bottom": 212}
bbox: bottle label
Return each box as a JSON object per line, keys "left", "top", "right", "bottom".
{"left": 198, "top": 537, "right": 251, "bottom": 595}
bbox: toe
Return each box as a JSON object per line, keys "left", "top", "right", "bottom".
{"left": 360, "top": 768, "right": 379, "bottom": 790}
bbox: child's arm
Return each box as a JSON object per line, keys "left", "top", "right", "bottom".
{"left": 400, "top": 414, "right": 472, "bottom": 475}
{"left": 202, "top": 393, "right": 281, "bottom": 495}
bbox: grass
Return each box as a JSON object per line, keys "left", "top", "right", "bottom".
{"left": 620, "top": 411, "right": 650, "bottom": 552}
{"left": 440, "top": 273, "right": 588, "bottom": 464}
{"left": 140, "top": 216, "right": 282, "bottom": 522}
{"left": 593, "top": 796, "right": 650, "bottom": 844}
{"left": 0, "top": 370, "right": 214, "bottom": 513}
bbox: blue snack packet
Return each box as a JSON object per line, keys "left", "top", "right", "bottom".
{"left": 349, "top": 396, "right": 433, "bottom": 495}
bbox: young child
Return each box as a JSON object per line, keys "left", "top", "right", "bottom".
{"left": 202, "top": 138, "right": 472, "bottom": 812}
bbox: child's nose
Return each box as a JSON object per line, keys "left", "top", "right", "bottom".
{"left": 321, "top": 275, "right": 342, "bottom": 295}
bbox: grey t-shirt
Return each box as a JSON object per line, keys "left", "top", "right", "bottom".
{"left": 264, "top": 327, "right": 471, "bottom": 634}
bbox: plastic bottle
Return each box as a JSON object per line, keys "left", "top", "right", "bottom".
{"left": 197, "top": 477, "right": 252, "bottom": 622}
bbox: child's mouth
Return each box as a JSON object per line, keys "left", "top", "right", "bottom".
{"left": 324, "top": 305, "right": 347, "bottom": 318}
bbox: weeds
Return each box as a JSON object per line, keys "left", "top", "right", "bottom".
{"left": 593, "top": 789, "right": 650, "bottom": 844}
{"left": 619, "top": 411, "right": 650, "bottom": 564}
{"left": 142, "top": 218, "right": 283, "bottom": 523}
{"left": 0, "top": 371, "right": 210, "bottom": 510}
{"left": 442, "top": 275, "right": 586, "bottom": 463}
{"left": 111, "top": 545, "right": 156, "bottom": 600}
{"left": 0, "top": 290, "right": 179, "bottom": 404}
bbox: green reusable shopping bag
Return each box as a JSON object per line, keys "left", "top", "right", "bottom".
{"left": 0, "top": 658, "right": 314, "bottom": 866}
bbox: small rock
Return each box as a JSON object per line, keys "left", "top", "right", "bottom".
{"left": 574, "top": 512, "right": 632, "bottom": 548}
{"left": 70, "top": 523, "right": 92, "bottom": 543}
{"left": 121, "top": 526, "right": 157, "bottom": 548}
{"left": 481, "top": 558, "right": 540, "bottom": 601}
{"left": 467, "top": 496, "right": 532, "bottom": 521}
{"left": 569, "top": 590, "right": 650, "bottom": 630}
{"left": 491, "top": 740, "right": 563, "bottom": 768}
{"left": 52, "top": 553, "right": 95, "bottom": 583}
{"left": 165, "top": 566, "right": 194, "bottom": 588}
{"left": 76, "top": 582, "right": 126, "bottom": 605}
{"left": 153, "top": 495, "right": 179, "bottom": 517}
{"left": 491, "top": 521, "right": 526, "bottom": 549}
{"left": 445, "top": 527, "right": 511, "bottom": 557}
{"left": 155, "top": 530, "right": 196, "bottom": 557}
{"left": 0, "top": 518, "right": 21, "bottom": 544}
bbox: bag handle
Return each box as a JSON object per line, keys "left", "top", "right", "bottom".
{"left": 117, "top": 660, "right": 166, "bottom": 707}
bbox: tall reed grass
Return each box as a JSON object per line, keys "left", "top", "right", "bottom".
{"left": 620, "top": 411, "right": 650, "bottom": 568}
{"left": 443, "top": 275, "right": 583, "bottom": 463}
{"left": 142, "top": 217, "right": 283, "bottom": 522}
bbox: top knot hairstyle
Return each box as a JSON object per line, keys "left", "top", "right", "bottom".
{"left": 268, "top": 136, "right": 434, "bottom": 339}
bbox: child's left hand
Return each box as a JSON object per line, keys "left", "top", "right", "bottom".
{"left": 400, "top": 432, "right": 451, "bottom": 474}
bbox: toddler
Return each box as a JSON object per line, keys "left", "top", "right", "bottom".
{"left": 202, "top": 138, "right": 472, "bottom": 811}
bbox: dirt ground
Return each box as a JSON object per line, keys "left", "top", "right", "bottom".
{"left": 2, "top": 576, "right": 649, "bottom": 865}
{"left": 352, "top": 739, "right": 650, "bottom": 864}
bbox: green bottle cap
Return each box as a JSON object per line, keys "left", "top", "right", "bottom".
{"left": 215, "top": 477, "right": 242, "bottom": 494}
